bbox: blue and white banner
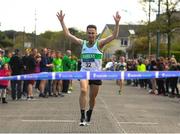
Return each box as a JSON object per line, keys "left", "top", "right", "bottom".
{"left": 0, "top": 71, "right": 179, "bottom": 80}
{"left": 125, "top": 71, "right": 155, "bottom": 80}
{"left": 90, "top": 71, "right": 122, "bottom": 80}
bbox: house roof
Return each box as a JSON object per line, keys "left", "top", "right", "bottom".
{"left": 101, "top": 24, "right": 143, "bottom": 38}
{"left": 159, "top": 11, "right": 180, "bottom": 20}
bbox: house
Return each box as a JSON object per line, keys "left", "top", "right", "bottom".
{"left": 99, "top": 24, "right": 143, "bottom": 59}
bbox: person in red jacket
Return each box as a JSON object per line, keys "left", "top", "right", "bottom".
{"left": 0, "top": 63, "right": 11, "bottom": 103}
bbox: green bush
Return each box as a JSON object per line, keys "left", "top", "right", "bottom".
{"left": 161, "top": 51, "right": 180, "bottom": 62}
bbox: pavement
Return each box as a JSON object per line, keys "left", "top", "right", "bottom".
{"left": 0, "top": 80, "right": 180, "bottom": 133}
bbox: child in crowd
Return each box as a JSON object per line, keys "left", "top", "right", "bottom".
{"left": 0, "top": 63, "right": 11, "bottom": 103}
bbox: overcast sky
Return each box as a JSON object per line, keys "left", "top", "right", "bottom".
{"left": 0, "top": 0, "right": 157, "bottom": 34}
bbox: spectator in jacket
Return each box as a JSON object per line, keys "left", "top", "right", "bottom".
{"left": 9, "top": 49, "right": 24, "bottom": 100}
{"left": 26, "top": 48, "right": 37, "bottom": 100}
{"left": 39, "top": 48, "right": 53, "bottom": 97}
{"left": 0, "top": 63, "right": 11, "bottom": 103}
{"left": 62, "top": 50, "right": 72, "bottom": 93}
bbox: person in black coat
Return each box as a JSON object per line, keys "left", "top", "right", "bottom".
{"left": 9, "top": 49, "right": 24, "bottom": 100}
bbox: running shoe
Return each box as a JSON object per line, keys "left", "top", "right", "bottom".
{"left": 67, "top": 90, "right": 72, "bottom": 94}
{"left": 79, "top": 118, "right": 87, "bottom": 126}
{"left": 69, "top": 86, "right": 73, "bottom": 91}
{"left": 59, "top": 93, "right": 64, "bottom": 97}
{"left": 86, "top": 110, "right": 92, "bottom": 122}
{"left": 118, "top": 90, "right": 121, "bottom": 95}
{"left": 85, "top": 110, "right": 92, "bottom": 125}
{"left": 27, "top": 97, "right": 31, "bottom": 101}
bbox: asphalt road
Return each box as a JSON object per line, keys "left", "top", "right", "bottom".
{"left": 0, "top": 80, "right": 180, "bottom": 133}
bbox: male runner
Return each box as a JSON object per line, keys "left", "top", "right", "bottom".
{"left": 57, "top": 10, "right": 121, "bottom": 126}
{"left": 117, "top": 56, "right": 127, "bottom": 95}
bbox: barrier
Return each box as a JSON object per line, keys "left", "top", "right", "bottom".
{"left": 0, "top": 71, "right": 179, "bottom": 80}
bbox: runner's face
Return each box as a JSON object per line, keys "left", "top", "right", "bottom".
{"left": 87, "top": 28, "right": 97, "bottom": 43}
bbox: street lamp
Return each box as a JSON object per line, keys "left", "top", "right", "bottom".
{"left": 23, "top": 27, "right": 25, "bottom": 49}
{"left": 129, "top": 29, "right": 135, "bottom": 59}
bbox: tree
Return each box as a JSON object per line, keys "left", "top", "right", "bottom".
{"left": 163, "top": 0, "right": 180, "bottom": 57}
{"left": 114, "top": 50, "right": 126, "bottom": 59}
{"left": 37, "top": 29, "right": 86, "bottom": 58}
{"left": 0, "top": 31, "right": 14, "bottom": 48}
{"left": 67, "top": 28, "right": 86, "bottom": 57}
{"left": 139, "top": 0, "right": 180, "bottom": 57}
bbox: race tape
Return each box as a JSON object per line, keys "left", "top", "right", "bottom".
{"left": 0, "top": 71, "right": 179, "bottom": 80}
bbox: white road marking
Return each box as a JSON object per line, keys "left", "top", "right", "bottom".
{"left": 118, "top": 121, "right": 158, "bottom": 125}
{"left": 99, "top": 97, "right": 127, "bottom": 133}
{"left": 21, "top": 119, "right": 76, "bottom": 123}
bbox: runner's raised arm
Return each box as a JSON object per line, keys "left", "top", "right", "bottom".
{"left": 56, "top": 10, "right": 83, "bottom": 45}
{"left": 99, "top": 11, "right": 121, "bottom": 49}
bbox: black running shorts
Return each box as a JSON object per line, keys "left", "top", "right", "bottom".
{"left": 89, "top": 80, "right": 102, "bottom": 85}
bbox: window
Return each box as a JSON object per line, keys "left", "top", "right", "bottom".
{"left": 121, "top": 39, "right": 124, "bottom": 45}
{"left": 124, "top": 40, "right": 128, "bottom": 46}
{"left": 121, "top": 38, "right": 128, "bottom": 46}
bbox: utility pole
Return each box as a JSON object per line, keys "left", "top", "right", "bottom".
{"left": 23, "top": 27, "right": 25, "bottom": 49}
{"left": 156, "top": 0, "right": 161, "bottom": 58}
{"left": 166, "top": 0, "right": 171, "bottom": 58}
{"left": 34, "top": 9, "right": 37, "bottom": 48}
{"left": 148, "top": 0, "right": 154, "bottom": 57}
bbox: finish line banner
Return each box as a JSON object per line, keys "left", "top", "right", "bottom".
{"left": 0, "top": 71, "right": 179, "bottom": 80}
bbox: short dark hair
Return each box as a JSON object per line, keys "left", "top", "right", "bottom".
{"left": 87, "top": 25, "right": 97, "bottom": 30}
{"left": 15, "top": 49, "right": 20, "bottom": 54}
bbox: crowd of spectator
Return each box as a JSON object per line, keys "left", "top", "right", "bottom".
{"left": 0, "top": 47, "right": 179, "bottom": 104}
{"left": 105, "top": 55, "right": 180, "bottom": 98}
{"left": 0, "top": 48, "right": 78, "bottom": 103}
